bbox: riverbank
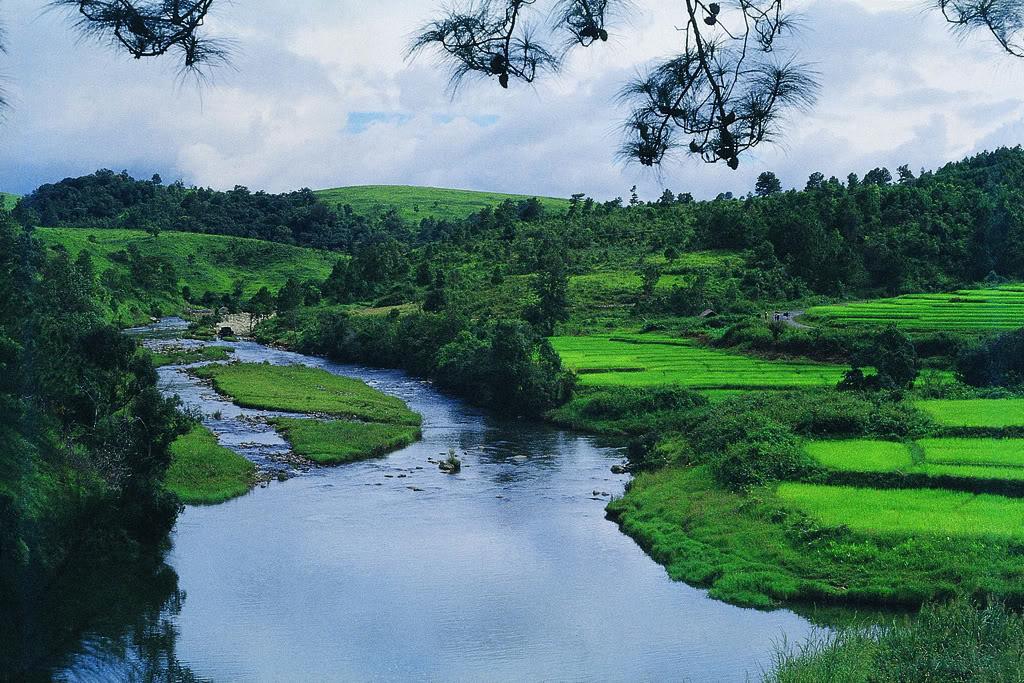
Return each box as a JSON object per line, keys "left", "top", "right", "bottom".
{"left": 270, "top": 417, "right": 421, "bottom": 465}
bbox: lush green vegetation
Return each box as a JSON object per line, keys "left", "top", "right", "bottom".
{"left": 270, "top": 418, "right": 420, "bottom": 465}
{"left": 0, "top": 213, "right": 191, "bottom": 674}
{"left": 315, "top": 185, "right": 569, "bottom": 222}
{"left": 149, "top": 344, "right": 234, "bottom": 368}
{"left": 551, "top": 335, "right": 852, "bottom": 390}
{"left": 34, "top": 227, "right": 335, "bottom": 324}
{"left": 805, "top": 440, "right": 911, "bottom": 472}
{"left": 766, "top": 598, "right": 1024, "bottom": 682}
{"left": 778, "top": 484, "right": 1024, "bottom": 539}
{"left": 192, "top": 363, "right": 421, "bottom": 425}
{"left": 803, "top": 285, "right": 1024, "bottom": 333}
{"left": 0, "top": 193, "right": 18, "bottom": 212}
{"left": 919, "top": 438, "right": 1024, "bottom": 467}
{"left": 918, "top": 399, "right": 1024, "bottom": 428}
{"left": 165, "top": 425, "right": 255, "bottom": 504}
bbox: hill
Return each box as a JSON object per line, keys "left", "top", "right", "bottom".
{"left": 36, "top": 227, "right": 337, "bottom": 324}
{"left": 1, "top": 193, "right": 20, "bottom": 211}
{"left": 314, "top": 185, "right": 571, "bottom": 222}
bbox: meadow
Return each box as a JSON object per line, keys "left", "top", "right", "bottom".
{"left": 192, "top": 363, "right": 422, "bottom": 425}
{"left": 802, "top": 285, "right": 1024, "bottom": 333}
{"left": 315, "top": 185, "right": 570, "bottom": 222}
{"left": 165, "top": 425, "right": 256, "bottom": 504}
{"left": 1, "top": 193, "right": 19, "bottom": 211}
{"left": 776, "top": 483, "right": 1024, "bottom": 539}
{"left": 270, "top": 418, "right": 421, "bottom": 465}
{"left": 550, "top": 335, "right": 850, "bottom": 390}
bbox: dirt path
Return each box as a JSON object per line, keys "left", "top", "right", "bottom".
{"left": 782, "top": 310, "right": 811, "bottom": 329}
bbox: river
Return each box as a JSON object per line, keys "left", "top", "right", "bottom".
{"left": 56, "top": 319, "right": 820, "bottom": 682}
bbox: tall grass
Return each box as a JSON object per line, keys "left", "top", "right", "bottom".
{"left": 765, "top": 598, "right": 1024, "bottom": 682}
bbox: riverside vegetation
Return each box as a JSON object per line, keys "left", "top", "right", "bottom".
{"left": 8, "top": 146, "right": 1024, "bottom": 677}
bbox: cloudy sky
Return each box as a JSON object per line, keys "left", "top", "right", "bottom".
{"left": 1, "top": 0, "right": 1023, "bottom": 201}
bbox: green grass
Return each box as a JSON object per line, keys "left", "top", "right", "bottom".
{"left": 805, "top": 441, "right": 913, "bottom": 472}
{"left": 803, "top": 285, "right": 1024, "bottom": 333}
{"left": 35, "top": 227, "right": 337, "bottom": 323}
{"left": 165, "top": 425, "right": 255, "bottom": 504}
{"left": 607, "top": 464, "right": 1024, "bottom": 608}
{"left": 1, "top": 193, "right": 19, "bottom": 211}
{"left": 270, "top": 418, "right": 420, "bottom": 465}
{"left": 149, "top": 345, "right": 234, "bottom": 368}
{"left": 550, "top": 335, "right": 850, "bottom": 389}
{"left": 315, "top": 185, "right": 570, "bottom": 222}
{"left": 918, "top": 399, "right": 1024, "bottom": 428}
{"left": 777, "top": 483, "right": 1024, "bottom": 539}
{"left": 193, "top": 363, "right": 421, "bottom": 425}
{"left": 919, "top": 438, "right": 1024, "bottom": 467}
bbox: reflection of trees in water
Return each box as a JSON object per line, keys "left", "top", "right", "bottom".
{"left": 2, "top": 551, "right": 200, "bottom": 681}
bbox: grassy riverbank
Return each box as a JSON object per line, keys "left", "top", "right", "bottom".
{"left": 192, "top": 363, "right": 421, "bottom": 425}
{"left": 270, "top": 418, "right": 421, "bottom": 464}
{"left": 165, "top": 426, "right": 256, "bottom": 504}
{"left": 765, "top": 598, "right": 1024, "bottom": 682}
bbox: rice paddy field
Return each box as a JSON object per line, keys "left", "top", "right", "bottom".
{"left": 550, "top": 335, "right": 851, "bottom": 390}
{"left": 802, "top": 285, "right": 1024, "bottom": 332}
{"left": 315, "top": 185, "right": 570, "bottom": 222}
{"left": 805, "top": 438, "right": 1024, "bottom": 482}
{"left": 917, "top": 399, "right": 1024, "bottom": 428}
{"left": 776, "top": 483, "right": 1024, "bottom": 539}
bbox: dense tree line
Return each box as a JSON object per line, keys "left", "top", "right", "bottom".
{"left": 0, "top": 214, "right": 190, "bottom": 675}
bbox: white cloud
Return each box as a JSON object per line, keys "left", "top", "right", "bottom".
{"left": 1, "top": 0, "right": 1023, "bottom": 202}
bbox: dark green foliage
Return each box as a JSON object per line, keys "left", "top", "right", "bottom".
{"left": 0, "top": 216, "right": 189, "bottom": 629}
{"left": 293, "top": 311, "right": 575, "bottom": 417}
{"left": 840, "top": 324, "right": 920, "bottom": 391}
{"left": 956, "top": 327, "right": 1024, "bottom": 388}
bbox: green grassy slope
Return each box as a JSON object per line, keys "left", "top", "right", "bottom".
{"left": 1, "top": 193, "right": 20, "bottom": 211}
{"left": 36, "top": 227, "right": 338, "bottom": 323}
{"left": 315, "top": 185, "right": 570, "bottom": 222}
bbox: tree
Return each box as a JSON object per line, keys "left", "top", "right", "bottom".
{"left": 805, "top": 172, "right": 825, "bottom": 191}
{"left": 755, "top": 171, "right": 783, "bottom": 197}
{"left": 244, "top": 286, "right": 275, "bottom": 333}
{"left": 864, "top": 167, "right": 893, "bottom": 186}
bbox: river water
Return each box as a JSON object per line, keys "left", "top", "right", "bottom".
{"left": 58, "top": 319, "right": 820, "bottom": 682}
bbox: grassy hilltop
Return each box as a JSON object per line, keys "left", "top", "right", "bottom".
{"left": 315, "top": 184, "right": 571, "bottom": 222}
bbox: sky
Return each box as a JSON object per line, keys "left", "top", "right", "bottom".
{"left": 1, "top": 0, "right": 1023, "bottom": 201}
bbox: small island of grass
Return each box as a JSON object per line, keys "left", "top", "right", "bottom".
{"left": 192, "top": 362, "right": 421, "bottom": 425}
{"left": 150, "top": 344, "right": 234, "bottom": 368}
{"left": 270, "top": 418, "right": 421, "bottom": 465}
{"left": 165, "top": 425, "right": 256, "bottom": 504}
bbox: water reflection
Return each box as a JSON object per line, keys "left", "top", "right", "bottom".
{"left": 5, "top": 551, "right": 199, "bottom": 682}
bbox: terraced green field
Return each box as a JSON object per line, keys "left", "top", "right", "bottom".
{"left": 919, "top": 438, "right": 1024, "bottom": 467}
{"left": 917, "top": 399, "right": 1024, "bottom": 428}
{"left": 806, "top": 438, "right": 1024, "bottom": 482}
{"left": 315, "top": 185, "right": 569, "bottom": 222}
{"left": 805, "top": 440, "right": 912, "bottom": 472}
{"left": 1, "top": 193, "right": 19, "bottom": 211}
{"left": 802, "top": 285, "right": 1024, "bottom": 332}
{"left": 777, "top": 483, "right": 1024, "bottom": 539}
{"left": 550, "top": 335, "right": 851, "bottom": 390}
